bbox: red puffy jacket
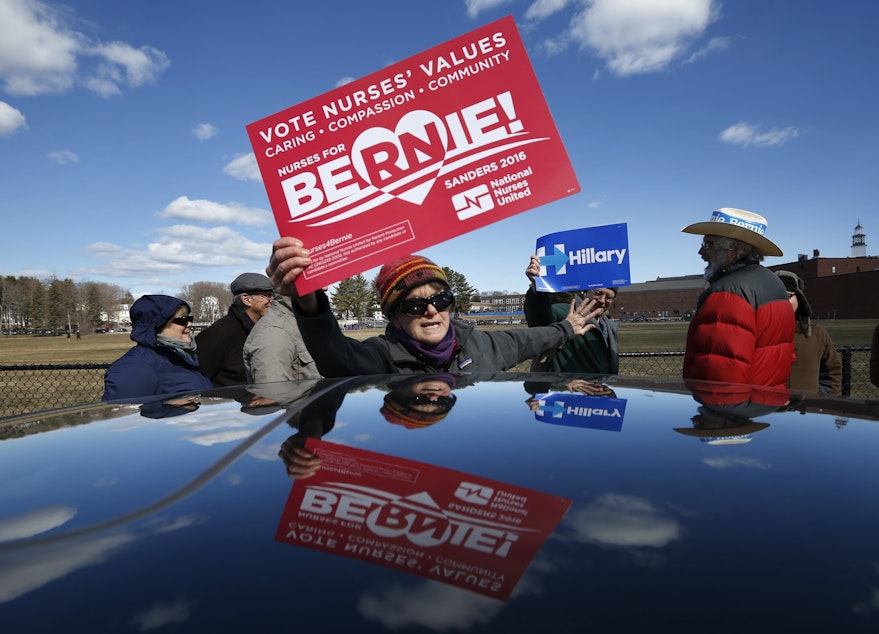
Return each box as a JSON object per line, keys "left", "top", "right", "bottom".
{"left": 683, "top": 263, "right": 795, "bottom": 388}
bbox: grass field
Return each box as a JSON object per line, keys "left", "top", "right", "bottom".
{"left": 1, "top": 318, "right": 874, "bottom": 364}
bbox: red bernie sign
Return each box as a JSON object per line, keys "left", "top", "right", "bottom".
{"left": 247, "top": 15, "right": 580, "bottom": 294}
{"left": 275, "top": 439, "right": 572, "bottom": 601}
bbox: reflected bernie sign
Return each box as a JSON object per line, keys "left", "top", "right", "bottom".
{"left": 276, "top": 439, "right": 572, "bottom": 601}
{"left": 534, "top": 224, "right": 631, "bottom": 292}
{"left": 247, "top": 15, "right": 580, "bottom": 294}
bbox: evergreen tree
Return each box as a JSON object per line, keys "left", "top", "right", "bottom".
{"left": 47, "top": 277, "right": 77, "bottom": 331}
{"left": 331, "top": 274, "right": 374, "bottom": 322}
{"left": 442, "top": 267, "right": 477, "bottom": 315}
{"left": 27, "top": 279, "right": 47, "bottom": 331}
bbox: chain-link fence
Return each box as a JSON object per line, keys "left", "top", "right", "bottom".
{"left": 618, "top": 347, "right": 878, "bottom": 399}
{"left": 1, "top": 347, "right": 876, "bottom": 420}
{"left": 0, "top": 364, "right": 107, "bottom": 419}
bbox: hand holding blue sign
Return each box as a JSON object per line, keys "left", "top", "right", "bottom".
{"left": 532, "top": 224, "right": 631, "bottom": 293}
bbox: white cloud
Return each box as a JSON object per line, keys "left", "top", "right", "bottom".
{"left": 83, "top": 224, "right": 273, "bottom": 278}
{"left": 48, "top": 149, "right": 78, "bottom": 164}
{"left": 359, "top": 581, "right": 503, "bottom": 630}
{"left": 686, "top": 35, "right": 733, "bottom": 64}
{"left": 183, "top": 430, "right": 255, "bottom": 446}
{"left": 0, "top": 101, "right": 26, "bottom": 136}
{"left": 223, "top": 152, "right": 261, "bottom": 182}
{"left": 0, "top": 0, "right": 169, "bottom": 97}
{"left": 88, "top": 41, "right": 168, "bottom": 87}
{"left": 703, "top": 456, "right": 771, "bottom": 469}
{"left": 146, "top": 224, "right": 272, "bottom": 265}
{"left": 566, "top": 493, "right": 682, "bottom": 548}
{"left": 464, "top": 0, "right": 514, "bottom": 19}
{"left": 540, "top": 36, "right": 571, "bottom": 56}
{"left": 0, "top": 505, "right": 77, "bottom": 543}
{"left": 157, "top": 195, "right": 273, "bottom": 227}
{"left": 192, "top": 123, "right": 217, "bottom": 140}
{"left": 131, "top": 600, "right": 192, "bottom": 631}
{"left": 719, "top": 121, "right": 801, "bottom": 148}
{"left": 0, "top": 533, "right": 134, "bottom": 604}
{"left": 85, "top": 241, "right": 123, "bottom": 254}
{"left": 569, "top": 0, "right": 719, "bottom": 76}
{"left": 525, "top": 0, "right": 573, "bottom": 22}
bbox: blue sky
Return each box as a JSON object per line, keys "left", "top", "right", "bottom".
{"left": 1, "top": 0, "right": 877, "bottom": 298}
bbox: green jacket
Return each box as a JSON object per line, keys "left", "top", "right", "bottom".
{"left": 524, "top": 288, "right": 619, "bottom": 374}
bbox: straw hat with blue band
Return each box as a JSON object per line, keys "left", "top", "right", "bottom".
{"left": 681, "top": 207, "right": 783, "bottom": 257}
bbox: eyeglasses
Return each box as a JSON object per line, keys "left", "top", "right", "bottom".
{"left": 398, "top": 291, "right": 455, "bottom": 317}
{"left": 401, "top": 393, "right": 457, "bottom": 408}
{"left": 787, "top": 291, "right": 796, "bottom": 298}
{"left": 589, "top": 290, "right": 616, "bottom": 302}
{"left": 246, "top": 290, "right": 276, "bottom": 299}
{"left": 170, "top": 316, "right": 194, "bottom": 326}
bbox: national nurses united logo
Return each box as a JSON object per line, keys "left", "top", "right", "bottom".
{"left": 452, "top": 184, "right": 494, "bottom": 220}
{"left": 454, "top": 481, "right": 494, "bottom": 505}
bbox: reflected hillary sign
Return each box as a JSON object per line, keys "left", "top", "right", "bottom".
{"left": 534, "top": 224, "right": 631, "bottom": 293}
{"left": 534, "top": 392, "right": 627, "bottom": 432}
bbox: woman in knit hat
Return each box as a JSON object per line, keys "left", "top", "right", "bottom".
{"left": 776, "top": 270, "right": 842, "bottom": 394}
{"left": 265, "top": 237, "right": 604, "bottom": 376}
{"left": 380, "top": 375, "right": 458, "bottom": 428}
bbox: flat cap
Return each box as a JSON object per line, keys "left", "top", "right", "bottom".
{"left": 230, "top": 272, "right": 274, "bottom": 295}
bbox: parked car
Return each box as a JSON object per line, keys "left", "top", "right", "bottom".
{"left": 1, "top": 373, "right": 878, "bottom": 632}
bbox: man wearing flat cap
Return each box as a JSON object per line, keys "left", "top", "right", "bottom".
{"left": 196, "top": 272, "right": 276, "bottom": 387}
{"left": 681, "top": 208, "right": 795, "bottom": 388}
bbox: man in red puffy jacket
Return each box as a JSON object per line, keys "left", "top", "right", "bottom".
{"left": 681, "top": 208, "right": 795, "bottom": 388}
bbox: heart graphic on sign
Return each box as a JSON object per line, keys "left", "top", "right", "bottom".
{"left": 351, "top": 109, "right": 448, "bottom": 205}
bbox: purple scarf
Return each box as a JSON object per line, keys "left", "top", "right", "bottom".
{"left": 390, "top": 323, "right": 458, "bottom": 370}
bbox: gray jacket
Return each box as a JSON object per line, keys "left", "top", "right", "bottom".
{"left": 293, "top": 291, "right": 577, "bottom": 376}
{"left": 243, "top": 296, "right": 322, "bottom": 383}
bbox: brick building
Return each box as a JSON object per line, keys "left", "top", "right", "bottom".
{"left": 769, "top": 257, "right": 879, "bottom": 319}
{"left": 610, "top": 256, "right": 879, "bottom": 321}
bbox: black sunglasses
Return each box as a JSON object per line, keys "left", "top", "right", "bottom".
{"left": 397, "top": 291, "right": 455, "bottom": 317}
{"left": 400, "top": 393, "right": 457, "bottom": 408}
{"left": 170, "top": 316, "right": 194, "bottom": 326}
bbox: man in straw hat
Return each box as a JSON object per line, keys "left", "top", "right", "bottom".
{"left": 681, "top": 208, "right": 795, "bottom": 388}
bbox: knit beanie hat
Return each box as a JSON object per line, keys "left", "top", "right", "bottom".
{"left": 776, "top": 270, "right": 811, "bottom": 318}
{"left": 375, "top": 254, "right": 449, "bottom": 317}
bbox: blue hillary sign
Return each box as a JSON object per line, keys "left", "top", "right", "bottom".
{"left": 534, "top": 392, "right": 626, "bottom": 431}
{"left": 534, "top": 224, "right": 631, "bottom": 292}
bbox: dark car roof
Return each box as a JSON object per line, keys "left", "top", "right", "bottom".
{"left": 2, "top": 373, "right": 879, "bottom": 632}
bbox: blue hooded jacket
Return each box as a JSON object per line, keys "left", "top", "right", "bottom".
{"left": 102, "top": 295, "right": 213, "bottom": 401}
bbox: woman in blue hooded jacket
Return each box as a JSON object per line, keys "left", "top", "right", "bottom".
{"left": 102, "top": 295, "right": 213, "bottom": 401}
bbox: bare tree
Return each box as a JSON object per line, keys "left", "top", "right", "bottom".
{"left": 76, "top": 281, "right": 130, "bottom": 330}
{"left": 180, "top": 281, "right": 232, "bottom": 323}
